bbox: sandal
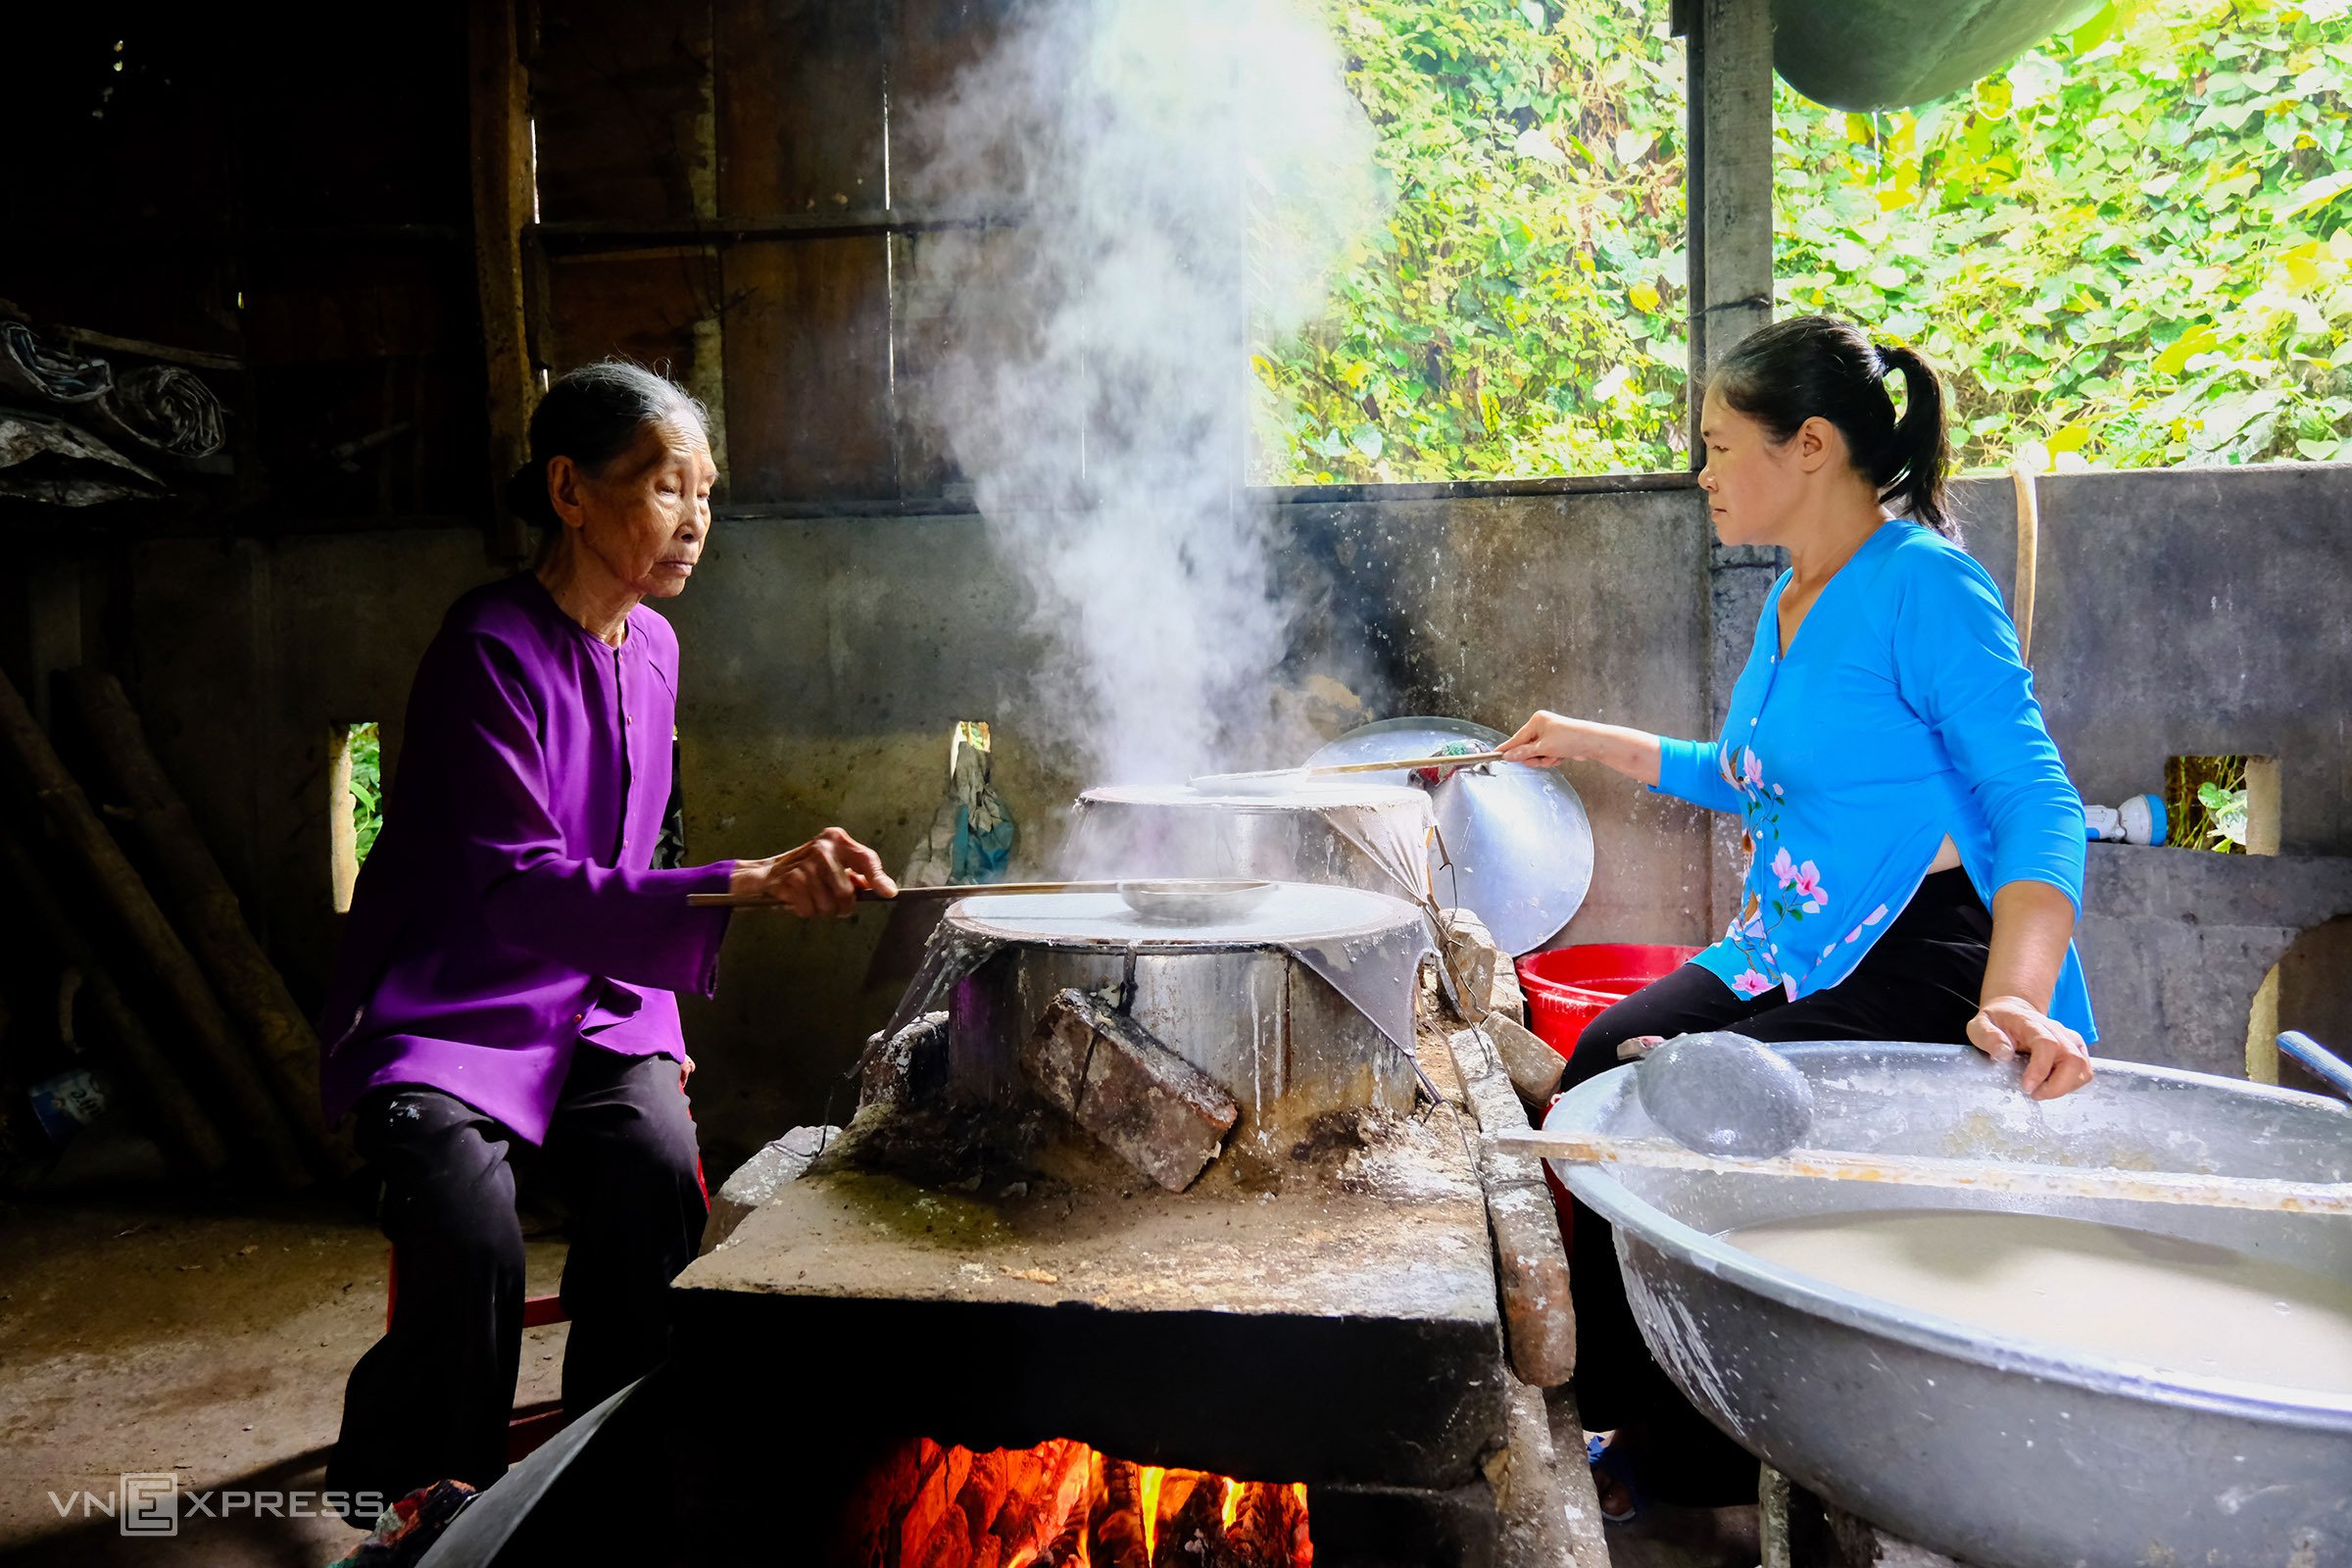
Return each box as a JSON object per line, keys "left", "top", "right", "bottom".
{"left": 1586, "top": 1432, "right": 1640, "bottom": 1524}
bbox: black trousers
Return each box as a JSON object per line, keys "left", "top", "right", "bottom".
{"left": 1563, "top": 868, "right": 1991, "bottom": 1494}
{"left": 324, "top": 1045, "right": 709, "bottom": 1507}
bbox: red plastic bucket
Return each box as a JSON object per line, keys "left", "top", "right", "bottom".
{"left": 1518, "top": 943, "right": 1698, "bottom": 1249}
{"left": 1516, "top": 943, "right": 1700, "bottom": 1062}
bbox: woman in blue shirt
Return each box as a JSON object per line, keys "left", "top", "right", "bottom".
{"left": 1501, "top": 315, "right": 2096, "bottom": 1513}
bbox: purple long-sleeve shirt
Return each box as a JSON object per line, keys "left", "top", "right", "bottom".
{"left": 318, "top": 573, "right": 735, "bottom": 1143}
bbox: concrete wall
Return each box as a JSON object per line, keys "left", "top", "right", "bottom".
{"left": 51, "top": 460, "right": 2351, "bottom": 1168}
{"left": 663, "top": 487, "right": 1719, "bottom": 1160}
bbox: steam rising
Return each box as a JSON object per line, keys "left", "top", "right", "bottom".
{"left": 901, "top": 0, "right": 1383, "bottom": 784}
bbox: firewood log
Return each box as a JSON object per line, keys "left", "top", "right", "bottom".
{"left": 63, "top": 670, "right": 354, "bottom": 1175}
{"left": 1090, "top": 1458, "right": 1152, "bottom": 1568}
{"left": 0, "top": 823, "right": 228, "bottom": 1175}
{"left": 0, "top": 666, "right": 308, "bottom": 1187}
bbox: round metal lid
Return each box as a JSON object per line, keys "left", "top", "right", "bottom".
{"left": 1308, "top": 716, "right": 1593, "bottom": 955}
{"left": 946, "top": 881, "right": 1424, "bottom": 949}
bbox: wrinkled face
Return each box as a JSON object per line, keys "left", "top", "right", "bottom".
{"left": 548, "top": 421, "right": 717, "bottom": 598}
{"left": 1697, "top": 388, "right": 1817, "bottom": 550}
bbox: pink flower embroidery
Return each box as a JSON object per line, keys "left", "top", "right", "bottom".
{"left": 1845, "top": 927, "right": 1864, "bottom": 944}
{"left": 1773, "top": 783, "right": 1785, "bottom": 797}
{"left": 1730, "top": 969, "right": 1774, "bottom": 999}
{"left": 1770, "top": 848, "right": 1828, "bottom": 912}
{"left": 1741, "top": 749, "right": 1764, "bottom": 788}
{"left": 1864, "top": 904, "right": 1887, "bottom": 926}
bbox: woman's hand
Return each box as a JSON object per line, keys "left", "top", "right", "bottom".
{"left": 1968, "top": 995, "right": 2093, "bottom": 1101}
{"left": 729, "top": 827, "right": 897, "bottom": 917}
{"left": 1499, "top": 710, "right": 1585, "bottom": 767}
{"left": 1500, "top": 710, "right": 1665, "bottom": 786}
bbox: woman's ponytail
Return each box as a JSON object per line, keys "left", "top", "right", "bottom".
{"left": 1873, "top": 341, "right": 1954, "bottom": 538}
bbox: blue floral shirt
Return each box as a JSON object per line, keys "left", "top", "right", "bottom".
{"left": 1652, "top": 520, "right": 2097, "bottom": 1041}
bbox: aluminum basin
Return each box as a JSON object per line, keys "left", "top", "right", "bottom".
{"left": 1545, "top": 1043, "right": 2352, "bottom": 1568}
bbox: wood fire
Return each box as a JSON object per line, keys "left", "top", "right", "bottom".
{"left": 835, "top": 1436, "right": 1312, "bottom": 1568}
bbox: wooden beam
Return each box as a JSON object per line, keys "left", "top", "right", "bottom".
{"left": 469, "top": 0, "right": 540, "bottom": 564}
{"left": 531, "top": 208, "right": 1030, "bottom": 257}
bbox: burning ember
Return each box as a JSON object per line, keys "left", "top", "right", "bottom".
{"left": 835, "top": 1436, "right": 1312, "bottom": 1568}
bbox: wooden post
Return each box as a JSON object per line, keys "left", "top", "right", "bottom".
{"left": 0, "top": 824, "right": 231, "bottom": 1178}
{"left": 1683, "top": 0, "right": 1776, "bottom": 427}
{"left": 471, "top": 0, "right": 540, "bottom": 564}
{"left": 0, "top": 666, "right": 311, "bottom": 1188}
{"left": 62, "top": 670, "right": 358, "bottom": 1176}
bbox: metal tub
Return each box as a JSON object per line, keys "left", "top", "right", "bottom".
{"left": 1546, "top": 1043, "right": 2352, "bottom": 1568}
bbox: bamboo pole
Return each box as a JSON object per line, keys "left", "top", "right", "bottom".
{"left": 0, "top": 666, "right": 309, "bottom": 1188}
{"left": 0, "top": 824, "right": 230, "bottom": 1177}
{"left": 62, "top": 670, "right": 355, "bottom": 1176}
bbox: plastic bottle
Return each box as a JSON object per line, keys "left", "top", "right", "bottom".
{"left": 2083, "top": 793, "right": 2166, "bottom": 846}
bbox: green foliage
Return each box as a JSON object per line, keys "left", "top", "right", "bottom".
{"left": 1253, "top": 0, "right": 2352, "bottom": 482}
{"left": 1251, "top": 0, "right": 1691, "bottom": 483}
{"left": 1778, "top": 0, "right": 2352, "bottom": 473}
{"left": 2198, "top": 778, "right": 2251, "bottom": 847}
{"left": 348, "top": 721, "right": 383, "bottom": 866}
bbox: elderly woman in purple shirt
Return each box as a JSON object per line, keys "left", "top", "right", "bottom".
{"left": 319, "top": 362, "right": 894, "bottom": 1510}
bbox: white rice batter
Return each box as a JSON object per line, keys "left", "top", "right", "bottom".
{"left": 1722, "top": 1208, "right": 2352, "bottom": 1395}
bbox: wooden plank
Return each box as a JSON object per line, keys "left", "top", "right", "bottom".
{"left": 544, "top": 249, "right": 730, "bottom": 481}
{"left": 720, "top": 236, "right": 895, "bottom": 501}
{"left": 543, "top": 251, "right": 723, "bottom": 376}
{"left": 531, "top": 0, "right": 717, "bottom": 224}
{"left": 713, "top": 0, "right": 885, "bottom": 218}
{"left": 469, "top": 0, "right": 541, "bottom": 562}
{"left": 890, "top": 224, "right": 1069, "bottom": 501}
{"left": 890, "top": 0, "right": 1021, "bottom": 203}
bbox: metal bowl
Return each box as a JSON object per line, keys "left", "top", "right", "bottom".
{"left": 1545, "top": 1043, "right": 2352, "bottom": 1568}
{"left": 1114, "top": 878, "right": 1277, "bottom": 923}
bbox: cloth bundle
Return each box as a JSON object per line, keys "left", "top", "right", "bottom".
{"left": 0, "top": 320, "right": 226, "bottom": 464}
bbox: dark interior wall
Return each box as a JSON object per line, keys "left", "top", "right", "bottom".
{"left": 5, "top": 6, "right": 492, "bottom": 526}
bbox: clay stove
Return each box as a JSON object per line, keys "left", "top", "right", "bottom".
{"left": 665, "top": 880, "right": 1573, "bottom": 1567}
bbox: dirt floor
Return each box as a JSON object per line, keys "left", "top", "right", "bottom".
{"left": 0, "top": 1179, "right": 1756, "bottom": 1568}
{"left": 0, "top": 1186, "right": 566, "bottom": 1568}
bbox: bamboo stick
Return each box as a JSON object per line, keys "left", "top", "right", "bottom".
{"left": 61, "top": 671, "right": 354, "bottom": 1176}
{"left": 695, "top": 880, "right": 1148, "bottom": 908}
{"left": 0, "top": 666, "right": 309, "bottom": 1188}
{"left": 0, "top": 824, "right": 230, "bottom": 1176}
{"left": 1491, "top": 1129, "right": 2352, "bottom": 1216}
